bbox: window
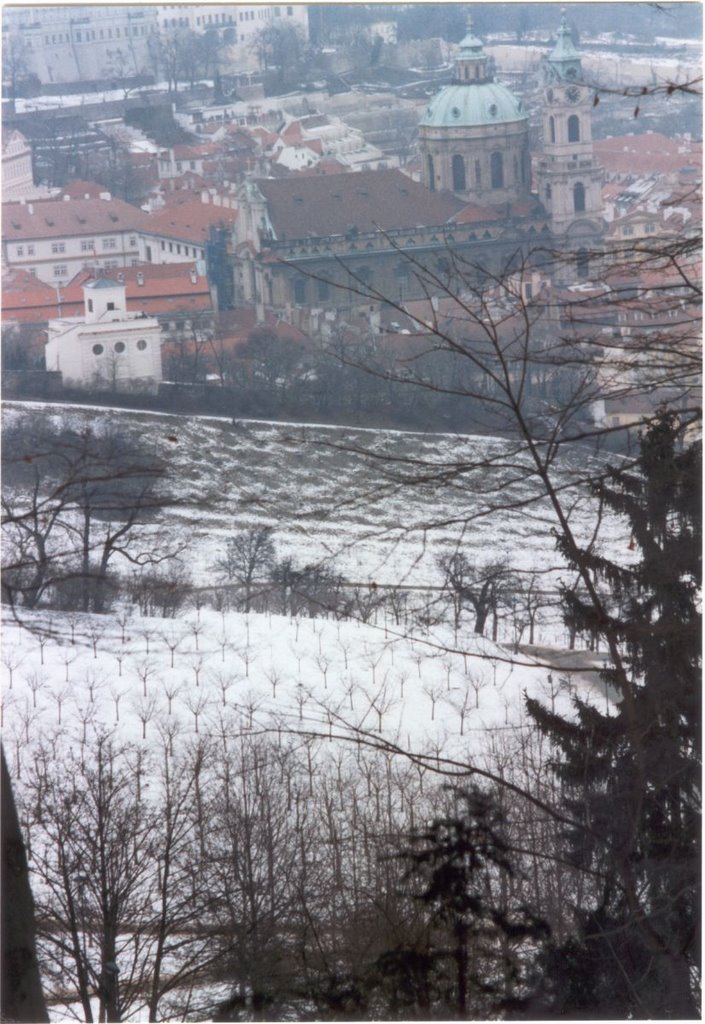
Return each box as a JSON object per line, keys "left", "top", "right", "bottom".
{"left": 622, "top": 225, "right": 634, "bottom": 237}
{"left": 128, "top": 236, "right": 137, "bottom": 247}
{"left": 427, "top": 154, "right": 435, "bottom": 192}
{"left": 317, "top": 280, "right": 330, "bottom": 301}
{"left": 176, "top": 244, "right": 181, "bottom": 254}
{"left": 573, "top": 182, "right": 586, "bottom": 213}
{"left": 29, "top": 268, "right": 37, "bottom": 277}
{"left": 475, "top": 159, "right": 481, "bottom": 186}
{"left": 568, "top": 115, "right": 580, "bottom": 143}
{"left": 107, "top": 302, "right": 116, "bottom": 311}
{"left": 545, "top": 183, "right": 552, "bottom": 200}
{"left": 549, "top": 116, "right": 555, "bottom": 144}
{"left": 287, "top": 7, "right": 293, "bottom": 15}
{"left": 490, "top": 151, "right": 504, "bottom": 189}
{"left": 169, "top": 243, "right": 173, "bottom": 252}
{"left": 76, "top": 30, "right": 81, "bottom": 41}
{"left": 53, "top": 265, "right": 67, "bottom": 277}
{"left": 137, "top": 339, "right": 147, "bottom": 351}
{"left": 114, "top": 341, "right": 125, "bottom": 353}
{"left": 27, "top": 244, "right": 34, "bottom": 255}
{"left": 51, "top": 242, "right": 65, "bottom": 254}
{"left": 92, "top": 344, "right": 104, "bottom": 355}
{"left": 131, "top": 259, "right": 140, "bottom": 267}
{"left": 161, "top": 241, "right": 165, "bottom": 250}
{"left": 16, "top": 246, "right": 24, "bottom": 257}
{"left": 102, "top": 238, "right": 117, "bottom": 250}
{"left": 451, "top": 154, "right": 466, "bottom": 191}
{"left": 293, "top": 277, "right": 306, "bottom": 304}
{"left": 81, "top": 239, "right": 96, "bottom": 252}
{"left": 88, "top": 299, "right": 94, "bottom": 312}
{"left": 190, "top": 160, "right": 196, "bottom": 170}
{"left": 645, "top": 223, "right": 656, "bottom": 234}
{"left": 577, "top": 249, "right": 589, "bottom": 279}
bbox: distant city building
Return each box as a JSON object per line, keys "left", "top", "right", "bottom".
{"left": 45, "top": 278, "right": 162, "bottom": 391}
{"left": 418, "top": 18, "right": 531, "bottom": 206}
{"left": 2, "top": 195, "right": 149, "bottom": 285}
{"left": 1, "top": 130, "right": 55, "bottom": 201}
{"left": 230, "top": 14, "right": 605, "bottom": 318}
{"left": 2, "top": 5, "right": 309, "bottom": 85}
{"left": 2, "top": 6, "right": 157, "bottom": 85}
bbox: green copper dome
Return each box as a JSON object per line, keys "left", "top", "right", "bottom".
{"left": 420, "top": 81, "right": 527, "bottom": 129}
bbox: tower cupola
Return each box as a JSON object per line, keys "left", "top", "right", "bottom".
{"left": 454, "top": 16, "right": 490, "bottom": 84}
{"left": 544, "top": 9, "right": 583, "bottom": 83}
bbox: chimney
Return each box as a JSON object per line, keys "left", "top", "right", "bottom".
{"left": 189, "top": 268, "right": 198, "bottom": 284}
{"left": 137, "top": 272, "right": 145, "bottom": 286}
{"left": 63, "top": 194, "right": 71, "bottom": 201}
{"left": 27, "top": 203, "right": 34, "bottom": 215}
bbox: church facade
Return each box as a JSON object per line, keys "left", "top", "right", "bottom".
{"left": 228, "top": 15, "right": 604, "bottom": 318}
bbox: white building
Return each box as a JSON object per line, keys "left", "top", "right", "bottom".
{"left": 45, "top": 278, "right": 162, "bottom": 391}
{"left": 1, "top": 131, "right": 56, "bottom": 202}
{"left": 2, "top": 6, "right": 158, "bottom": 85}
{"left": 2, "top": 195, "right": 149, "bottom": 285}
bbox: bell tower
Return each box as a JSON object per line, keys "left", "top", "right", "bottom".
{"left": 537, "top": 11, "right": 603, "bottom": 239}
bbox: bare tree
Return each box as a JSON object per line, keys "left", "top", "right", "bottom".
{"left": 213, "top": 527, "right": 276, "bottom": 613}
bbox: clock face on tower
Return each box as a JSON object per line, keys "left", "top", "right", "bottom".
{"left": 566, "top": 85, "right": 581, "bottom": 103}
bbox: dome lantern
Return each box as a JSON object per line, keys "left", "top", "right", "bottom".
{"left": 454, "top": 14, "right": 490, "bottom": 84}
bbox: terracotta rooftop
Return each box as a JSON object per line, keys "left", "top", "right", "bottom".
{"left": 451, "top": 197, "right": 546, "bottom": 225}
{"left": 1, "top": 268, "right": 61, "bottom": 322}
{"left": 256, "top": 169, "right": 464, "bottom": 241}
{"left": 594, "top": 132, "right": 703, "bottom": 177}
{"left": 2, "top": 196, "right": 149, "bottom": 241}
{"left": 144, "top": 200, "right": 238, "bottom": 245}
{"left": 59, "top": 179, "right": 111, "bottom": 200}
{"left": 2, "top": 262, "right": 212, "bottom": 322}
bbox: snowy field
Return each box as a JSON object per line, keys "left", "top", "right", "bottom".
{"left": 3, "top": 400, "right": 620, "bottom": 1021}
{"left": 3, "top": 400, "right": 627, "bottom": 593}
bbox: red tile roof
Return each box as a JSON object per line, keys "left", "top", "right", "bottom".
{"left": 256, "top": 169, "right": 464, "bottom": 240}
{"left": 59, "top": 179, "right": 111, "bottom": 200}
{"left": 594, "top": 133, "right": 703, "bottom": 177}
{"left": 2, "top": 262, "right": 213, "bottom": 322}
{"left": 2, "top": 196, "right": 149, "bottom": 241}
{"left": 1, "top": 268, "right": 62, "bottom": 322}
{"left": 144, "top": 200, "right": 238, "bottom": 245}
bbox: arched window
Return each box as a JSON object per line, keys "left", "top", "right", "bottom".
{"left": 452, "top": 154, "right": 466, "bottom": 191}
{"left": 427, "top": 154, "right": 435, "bottom": 192}
{"left": 573, "top": 182, "right": 586, "bottom": 213}
{"left": 549, "top": 115, "right": 555, "bottom": 144}
{"left": 577, "top": 248, "right": 589, "bottom": 279}
{"left": 568, "top": 115, "right": 580, "bottom": 143}
{"left": 490, "top": 151, "right": 504, "bottom": 189}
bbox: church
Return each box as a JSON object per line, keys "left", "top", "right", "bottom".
{"left": 229, "top": 14, "right": 605, "bottom": 316}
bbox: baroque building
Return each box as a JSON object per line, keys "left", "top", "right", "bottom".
{"left": 229, "top": 14, "right": 604, "bottom": 317}
{"left": 418, "top": 19, "right": 531, "bottom": 205}
{"left": 536, "top": 12, "right": 604, "bottom": 242}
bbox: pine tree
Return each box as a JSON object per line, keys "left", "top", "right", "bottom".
{"left": 526, "top": 413, "right": 701, "bottom": 1019}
